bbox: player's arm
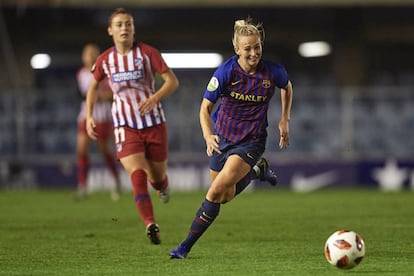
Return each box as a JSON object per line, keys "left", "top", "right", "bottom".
{"left": 85, "top": 78, "right": 100, "bottom": 140}
{"left": 278, "top": 80, "right": 293, "bottom": 149}
{"left": 200, "top": 98, "right": 221, "bottom": 157}
{"left": 138, "top": 69, "right": 179, "bottom": 114}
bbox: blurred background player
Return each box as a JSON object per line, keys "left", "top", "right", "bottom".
{"left": 170, "top": 17, "right": 293, "bottom": 259}
{"left": 76, "top": 43, "right": 122, "bottom": 201}
{"left": 85, "top": 8, "right": 179, "bottom": 244}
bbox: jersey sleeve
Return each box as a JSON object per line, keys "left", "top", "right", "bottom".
{"left": 203, "top": 61, "right": 230, "bottom": 103}
{"left": 140, "top": 43, "right": 169, "bottom": 74}
{"left": 271, "top": 63, "right": 290, "bottom": 88}
{"left": 92, "top": 53, "right": 107, "bottom": 82}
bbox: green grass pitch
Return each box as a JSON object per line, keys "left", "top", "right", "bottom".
{"left": 0, "top": 188, "right": 413, "bottom": 275}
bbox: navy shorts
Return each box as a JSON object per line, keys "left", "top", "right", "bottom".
{"left": 209, "top": 135, "right": 266, "bottom": 172}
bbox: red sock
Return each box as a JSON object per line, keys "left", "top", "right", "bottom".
{"left": 77, "top": 155, "right": 89, "bottom": 188}
{"left": 103, "top": 153, "right": 120, "bottom": 182}
{"left": 149, "top": 176, "right": 168, "bottom": 191}
{"left": 131, "top": 169, "right": 154, "bottom": 226}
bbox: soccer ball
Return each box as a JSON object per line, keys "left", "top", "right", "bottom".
{"left": 324, "top": 230, "right": 365, "bottom": 269}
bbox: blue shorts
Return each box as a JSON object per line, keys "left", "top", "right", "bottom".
{"left": 209, "top": 135, "right": 266, "bottom": 172}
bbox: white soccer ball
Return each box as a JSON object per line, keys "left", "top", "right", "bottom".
{"left": 324, "top": 230, "right": 365, "bottom": 269}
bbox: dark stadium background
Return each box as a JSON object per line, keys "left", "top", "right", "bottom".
{"left": 1, "top": 1, "right": 414, "bottom": 191}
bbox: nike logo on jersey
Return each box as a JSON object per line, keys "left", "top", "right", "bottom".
{"left": 247, "top": 153, "right": 254, "bottom": 159}
{"left": 231, "top": 80, "right": 241, "bottom": 85}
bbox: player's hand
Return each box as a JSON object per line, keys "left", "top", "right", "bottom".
{"left": 138, "top": 96, "right": 157, "bottom": 115}
{"left": 86, "top": 117, "right": 98, "bottom": 140}
{"left": 205, "top": 134, "right": 221, "bottom": 157}
{"left": 278, "top": 119, "right": 290, "bottom": 149}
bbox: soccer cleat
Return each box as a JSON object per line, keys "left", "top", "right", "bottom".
{"left": 110, "top": 189, "right": 121, "bottom": 202}
{"left": 255, "top": 157, "right": 278, "bottom": 186}
{"left": 146, "top": 223, "right": 161, "bottom": 245}
{"left": 110, "top": 181, "right": 122, "bottom": 202}
{"left": 170, "top": 244, "right": 188, "bottom": 259}
{"left": 157, "top": 186, "right": 170, "bottom": 203}
{"left": 75, "top": 186, "right": 87, "bottom": 200}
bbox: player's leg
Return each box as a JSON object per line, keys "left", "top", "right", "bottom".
{"left": 170, "top": 155, "right": 250, "bottom": 259}
{"left": 206, "top": 154, "right": 251, "bottom": 202}
{"left": 233, "top": 157, "right": 278, "bottom": 195}
{"left": 144, "top": 123, "right": 170, "bottom": 203}
{"left": 230, "top": 141, "right": 266, "bottom": 197}
{"left": 76, "top": 120, "right": 90, "bottom": 199}
{"left": 97, "top": 139, "right": 122, "bottom": 201}
{"left": 254, "top": 157, "right": 278, "bottom": 186}
{"left": 233, "top": 170, "right": 256, "bottom": 196}
{"left": 120, "top": 152, "right": 160, "bottom": 244}
{"left": 96, "top": 122, "right": 122, "bottom": 200}
{"left": 146, "top": 160, "right": 169, "bottom": 203}
{"left": 116, "top": 126, "right": 160, "bottom": 244}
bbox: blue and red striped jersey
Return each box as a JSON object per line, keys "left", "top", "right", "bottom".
{"left": 203, "top": 55, "right": 289, "bottom": 143}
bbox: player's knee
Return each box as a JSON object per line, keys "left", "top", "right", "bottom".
{"left": 207, "top": 186, "right": 223, "bottom": 201}
{"left": 207, "top": 185, "right": 234, "bottom": 204}
{"left": 222, "top": 188, "right": 236, "bottom": 203}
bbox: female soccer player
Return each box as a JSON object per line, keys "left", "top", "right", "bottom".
{"left": 85, "top": 8, "right": 179, "bottom": 244}
{"left": 75, "top": 43, "right": 121, "bottom": 201}
{"left": 170, "top": 17, "right": 293, "bottom": 258}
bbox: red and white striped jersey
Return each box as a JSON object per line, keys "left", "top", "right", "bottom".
{"left": 93, "top": 42, "right": 169, "bottom": 130}
{"left": 76, "top": 67, "right": 112, "bottom": 123}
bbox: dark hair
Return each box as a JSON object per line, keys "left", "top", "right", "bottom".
{"left": 108, "top": 8, "right": 132, "bottom": 27}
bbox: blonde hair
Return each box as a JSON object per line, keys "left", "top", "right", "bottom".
{"left": 232, "top": 17, "right": 265, "bottom": 48}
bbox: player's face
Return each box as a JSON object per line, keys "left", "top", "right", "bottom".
{"left": 82, "top": 45, "right": 99, "bottom": 69}
{"left": 235, "top": 35, "right": 262, "bottom": 72}
{"left": 108, "top": 14, "right": 135, "bottom": 45}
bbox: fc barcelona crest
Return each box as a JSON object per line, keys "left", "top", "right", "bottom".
{"left": 262, "top": 80, "right": 271, "bottom": 88}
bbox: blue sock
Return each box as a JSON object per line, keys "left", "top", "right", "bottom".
{"left": 181, "top": 199, "right": 220, "bottom": 251}
{"left": 234, "top": 170, "right": 255, "bottom": 196}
